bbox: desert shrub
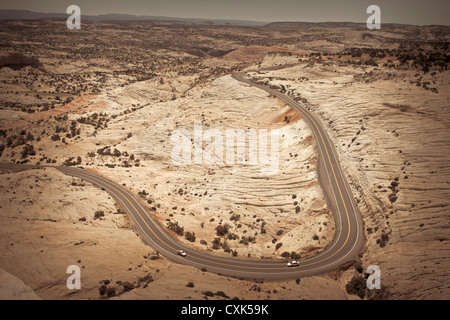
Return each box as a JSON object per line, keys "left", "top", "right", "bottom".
{"left": 346, "top": 276, "right": 366, "bottom": 299}
{"left": 26, "top": 132, "right": 34, "bottom": 141}
{"left": 226, "top": 233, "right": 238, "bottom": 241}
{"left": 275, "top": 243, "right": 283, "bottom": 250}
{"left": 203, "top": 291, "right": 214, "bottom": 297}
{"left": 222, "top": 240, "right": 231, "bottom": 253}
{"left": 378, "top": 233, "right": 390, "bottom": 248}
{"left": 138, "top": 189, "right": 148, "bottom": 197}
{"left": 186, "top": 282, "right": 195, "bottom": 288}
{"left": 98, "top": 284, "right": 107, "bottom": 296}
{"left": 239, "top": 235, "right": 256, "bottom": 246}
{"left": 212, "top": 237, "right": 221, "bottom": 250}
{"left": 365, "top": 59, "right": 378, "bottom": 66}
{"left": 122, "top": 281, "right": 135, "bottom": 292}
{"left": 389, "top": 195, "right": 398, "bottom": 203}
{"left": 136, "top": 274, "right": 154, "bottom": 288}
{"left": 113, "top": 148, "right": 121, "bottom": 157}
{"left": 260, "top": 222, "right": 267, "bottom": 234}
{"left": 12, "top": 136, "right": 27, "bottom": 148}
{"left": 355, "top": 262, "right": 364, "bottom": 273}
{"left": 215, "top": 223, "right": 230, "bottom": 236}
{"left": 230, "top": 213, "right": 240, "bottom": 221}
{"left": 63, "top": 157, "right": 75, "bottom": 166}
{"left": 63, "top": 156, "right": 81, "bottom": 167}
{"left": 97, "top": 146, "right": 111, "bottom": 156}
{"left": 94, "top": 210, "right": 105, "bottom": 220}
{"left": 106, "top": 287, "right": 116, "bottom": 298}
{"left": 167, "top": 221, "right": 184, "bottom": 236}
{"left": 185, "top": 231, "right": 196, "bottom": 242}
{"left": 290, "top": 252, "right": 301, "bottom": 260}
{"left": 215, "top": 291, "right": 230, "bottom": 299}
{"left": 21, "top": 144, "right": 35, "bottom": 158}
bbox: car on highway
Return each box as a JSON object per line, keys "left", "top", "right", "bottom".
{"left": 287, "top": 260, "right": 300, "bottom": 267}
{"left": 177, "top": 250, "right": 187, "bottom": 257}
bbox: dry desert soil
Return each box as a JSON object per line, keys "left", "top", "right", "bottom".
{"left": 0, "top": 19, "right": 449, "bottom": 300}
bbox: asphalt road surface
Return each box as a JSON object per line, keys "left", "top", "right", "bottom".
{"left": 0, "top": 69, "right": 365, "bottom": 279}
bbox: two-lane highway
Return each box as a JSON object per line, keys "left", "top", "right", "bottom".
{"left": 0, "top": 68, "right": 365, "bottom": 280}
{"left": 232, "top": 70, "right": 365, "bottom": 275}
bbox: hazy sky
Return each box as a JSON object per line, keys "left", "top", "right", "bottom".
{"left": 1, "top": 0, "right": 449, "bottom": 25}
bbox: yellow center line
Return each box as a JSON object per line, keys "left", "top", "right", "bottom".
{"left": 275, "top": 92, "right": 353, "bottom": 264}
{"left": 62, "top": 168, "right": 286, "bottom": 270}
{"left": 239, "top": 72, "right": 355, "bottom": 268}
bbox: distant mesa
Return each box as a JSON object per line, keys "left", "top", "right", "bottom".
{"left": 0, "top": 53, "right": 42, "bottom": 70}
{"left": 0, "top": 9, "right": 267, "bottom": 27}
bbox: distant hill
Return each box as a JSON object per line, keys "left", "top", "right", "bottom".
{"left": 0, "top": 9, "right": 267, "bottom": 26}
{"left": 3, "top": 9, "right": 446, "bottom": 29}
{"left": 0, "top": 9, "right": 65, "bottom": 20}
{"left": 264, "top": 21, "right": 368, "bottom": 29}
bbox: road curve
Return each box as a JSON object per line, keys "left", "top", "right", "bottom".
{"left": 232, "top": 70, "right": 365, "bottom": 273}
{"left": 0, "top": 69, "right": 365, "bottom": 280}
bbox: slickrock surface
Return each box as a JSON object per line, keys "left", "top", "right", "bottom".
{"left": 249, "top": 60, "right": 450, "bottom": 299}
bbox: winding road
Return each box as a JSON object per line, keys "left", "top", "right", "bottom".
{"left": 0, "top": 69, "right": 365, "bottom": 280}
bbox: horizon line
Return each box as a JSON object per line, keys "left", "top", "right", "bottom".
{"left": 1, "top": 8, "right": 450, "bottom": 27}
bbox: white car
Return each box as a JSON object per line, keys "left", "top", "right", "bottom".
{"left": 177, "top": 250, "right": 187, "bottom": 257}
{"left": 287, "top": 260, "right": 300, "bottom": 267}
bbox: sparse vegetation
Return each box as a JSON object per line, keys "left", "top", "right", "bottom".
{"left": 94, "top": 210, "right": 105, "bottom": 220}
{"left": 167, "top": 221, "right": 184, "bottom": 236}
{"left": 0, "top": 17, "right": 447, "bottom": 301}
{"left": 215, "top": 223, "right": 231, "bottom": 236}
{"left": 346, "top": 275, "right": 367, "bottom": 299}
{"left": 185, "top": 231, "right": 196, "bottom": 242}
